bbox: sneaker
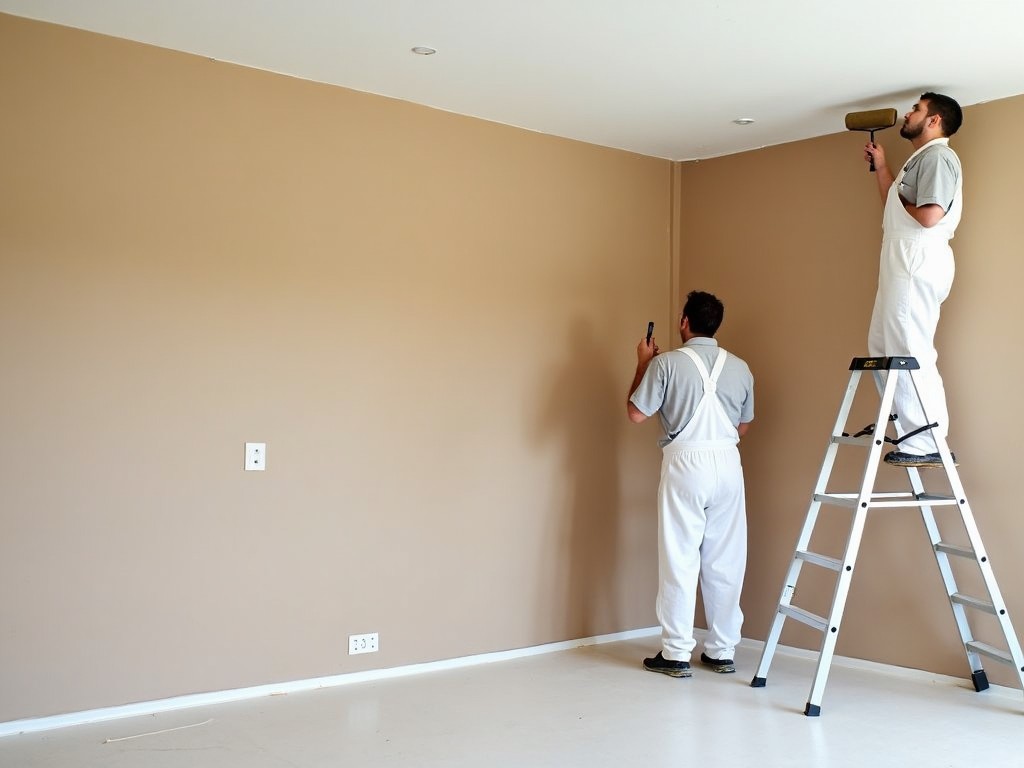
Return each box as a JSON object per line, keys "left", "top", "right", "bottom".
{"left": 883, "top": 450, "right": 958, "bottom": 468}
{"left": 699, "top": 652, "right": 736, "bottom": 674}
{"left": 643, "top": 652, "right": 692, "bottom": 678}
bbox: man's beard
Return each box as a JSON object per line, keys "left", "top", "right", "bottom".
{"left": 900, "top": 120, "right": 924, "bottom": 139}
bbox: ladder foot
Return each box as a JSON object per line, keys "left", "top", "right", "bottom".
{"left": 971, "top": 670, "right": 990, "bottom": 692}
{"left": 804, "top": 702, "right": 821, "bottom": 717}
{"left": 750, "top": 676, "right": 767, "bottom": 688}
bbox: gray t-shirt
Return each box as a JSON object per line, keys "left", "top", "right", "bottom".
{"left": 898, "top": 143, "right": 961, "bottom": 212}
{"left": 630, "top": 337, "right": 754, "bottom": 447}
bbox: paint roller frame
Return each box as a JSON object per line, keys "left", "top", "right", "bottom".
{"left": 845, "top": 108, "right": 898, "bottom": 172}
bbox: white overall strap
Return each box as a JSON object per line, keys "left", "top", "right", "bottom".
{"left": 708, "top": 347, "right": 728, "bottom": 384}
{"left": 680, "top": 347, "right": 728, "bottom": 391}
{"left": 679, "top": 347, "right": 711, "bottom": 387}
{"left": 701, "top": 348, "right": 735, "bottom": 434}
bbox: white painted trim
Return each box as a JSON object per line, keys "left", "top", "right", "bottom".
{"left": 0, "top": 626, "right": 660, "bottom": 738}
{"left": 3, "top": 626, "right": 1018, "bottom": 738}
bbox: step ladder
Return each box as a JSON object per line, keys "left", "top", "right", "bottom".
{"left": 750, "top": 356, "right": 1024, "bottom": 716}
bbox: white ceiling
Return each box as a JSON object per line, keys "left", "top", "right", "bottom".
{"left": 4, "top": 0, "right": 1024, "bottom": 160}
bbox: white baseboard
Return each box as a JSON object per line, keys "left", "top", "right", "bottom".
{"left": 0, "top": 626, "right": 660, "bottom": 738}
{"left": 3, "top": 626, "right": 1018, "bottom": 738}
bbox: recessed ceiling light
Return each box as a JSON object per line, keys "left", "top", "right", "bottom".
{"left": 411, "top": 46, "right": 437, "bottom": 56}
{"left": 732, "top": 118, "right": 755, "bottom": 126}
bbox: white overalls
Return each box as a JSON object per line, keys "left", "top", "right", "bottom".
{"left": 868, "top": 139, "right": 962, "bottom": 455}
{"left": 657, "top": 348, "right": 747, "bottom": 662}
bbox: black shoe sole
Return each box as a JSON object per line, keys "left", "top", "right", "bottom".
{"left": 700, "top": 654, "right": 736, "bottom": 673}
{"left": 884, "top": 459, "right": 959, "bottom": 468}
{"left": 884, "top": 452, "right": 958, "bottom": 468}
{"left": 643, "top": 662, "right": 692, "bottom": 678}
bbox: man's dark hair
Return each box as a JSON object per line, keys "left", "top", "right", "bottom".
{"left": 921, "top": 92, "right": 963, "bottom": 137}
{"left": 682, "top": 290, "right": 724, "bottom": 336}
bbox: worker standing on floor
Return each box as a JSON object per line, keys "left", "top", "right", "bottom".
{"left": 626, "top": 291, "right": 754, "bottom": 678}
{"left": 863, "top": 92, "right": 963, "bottom": 468}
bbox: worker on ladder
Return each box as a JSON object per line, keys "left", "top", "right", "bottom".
{"left": 627, "top": 291, "right": 754, "bottom": 678}
{"left": 863, "top": 92, "right": 963, "bottom": 468}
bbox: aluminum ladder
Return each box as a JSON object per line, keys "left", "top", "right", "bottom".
{"left": 750, "top": 355, "right": 1024, "bottom": 716}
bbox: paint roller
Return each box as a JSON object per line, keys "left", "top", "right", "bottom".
{"left": 845, "top": 108, "right": 897, "bottom": 172}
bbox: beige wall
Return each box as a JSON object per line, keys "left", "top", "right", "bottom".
{"left": 0, "top": 14, "right": 671, "bottom": 721}
{"left": 2, "top": 12, "right": 1022, "bottom": 723}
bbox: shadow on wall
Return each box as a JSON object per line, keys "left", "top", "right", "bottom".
{"left": 535, "top": 315, "right": 624, "bottom": 638}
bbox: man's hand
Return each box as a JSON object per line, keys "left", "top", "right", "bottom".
{"left": 864, "top": 141, "right": 895, "bottom": 203}
{"left": 864, "top": 140, "right": 887, "bottom": 169}
{"left": 636, "top": 335, "right": 659, "bottom": 364}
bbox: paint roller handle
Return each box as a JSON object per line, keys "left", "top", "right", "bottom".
{"left": 863, "top": 141, "right": 892, "bottom": 186}
{"left": 863, "top": 136, "right": 890, "bottom": 174}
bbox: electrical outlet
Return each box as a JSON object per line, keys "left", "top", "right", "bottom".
{"left": 244, "top": 442, "right": 266, "bottom": 471}
{"left": 349, "top": 632, "right": 378, "bottom": 655}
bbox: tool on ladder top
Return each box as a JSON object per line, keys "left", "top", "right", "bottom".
{"left": 750, "top": 356, "right": 1024, "bottom": 716}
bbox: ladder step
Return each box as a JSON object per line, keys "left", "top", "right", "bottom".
{"left": 893, "top": 497, "right": 958, "bottom": 507}
{"left": 779, "top": 605, "right": 828, "bottom": 632}
{"left": 935, "top": 542, "right": 975, "bottom": 559}
{"left": 795, "top": 550, "right": 842, "bottom": 571}
{"left": 950, "top": 593, "right": 997, "bottom": 615}
{"left": 814, "top": 492, "right": 957, "bottom": 509}
{"left": 832, "top": 435, "right": 874, "bottom": 446}
{"left": 966, "top": 641, "right": 1015, "bottom": 667}
{"left": 817, "top": 491, "right": 915, "bottom": 500}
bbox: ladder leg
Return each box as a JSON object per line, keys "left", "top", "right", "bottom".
{"left": 878, "top": 370, "right": 987, "bottom": 681}
{"left": 803, "top": 368, "right": 897, "bottom": 716}
{"left": 751, "top": 604, "right": 787, "bottom": 688}
{"left": 907, "top": 468, "right": 987, "bottom": 685}
{"left": 804, "top": 461, "right": 886, "bottom": 714}
{"left": 802, "top": 508, "right": 868, "bottom": 716}
{"left": 751, "top": 497, "right": 824, "bottom": 688}
{"left": 751, "top": 371, "right": 864, "bottom": 688}
{"left": 751, "top": 541, "right": 810, "bottom": 687}
{"left": 890, "top": 375, "right": 983, "bottom": 678}
{"left": 947, "top": 480, "right": 1024, "bottom": 692}
{"left": 904, "top": 370, "right": 1024, "bottom": 694}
